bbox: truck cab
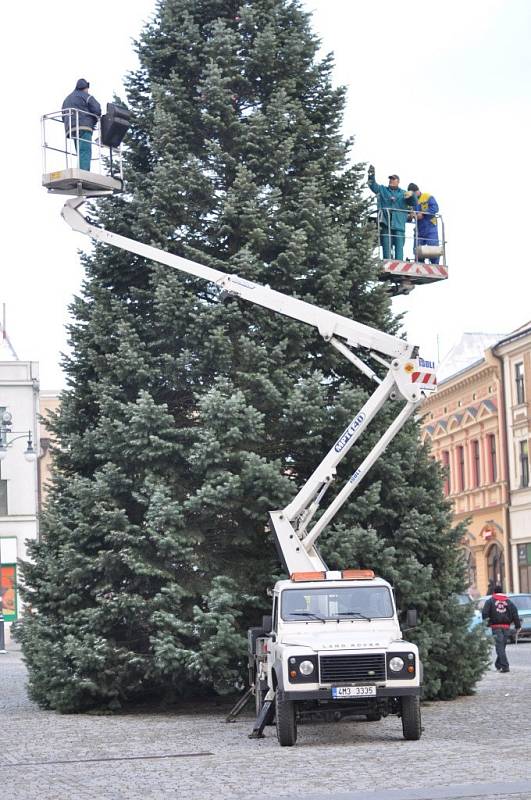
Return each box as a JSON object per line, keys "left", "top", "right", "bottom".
{"left": 252, "top": 569, "right": 422, "bottom": 746}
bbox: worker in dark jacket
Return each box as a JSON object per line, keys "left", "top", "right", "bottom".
{"left": 62, "top": 79, "right": 101, "bottom": 171}
{"left": 368, "top": 167, "right": 416, "bottom": 261}
{"left": 482, "top": 585, "right": 521, "bottom": 672}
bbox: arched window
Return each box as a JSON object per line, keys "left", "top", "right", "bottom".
{"left": 465, "top": 548, "right": 477, "bottom": 590}
{"left": 487, "top": 543, "right": 505, "bottom": 591}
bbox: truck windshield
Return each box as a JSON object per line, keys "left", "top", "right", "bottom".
{"left": 281, "top": 586, "right": 394, "bottom": 621}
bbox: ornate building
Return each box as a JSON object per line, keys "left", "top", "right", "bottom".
{"left": 494, "top": 323, "right": 531, "bottom": 592}
{"left": 38, "top": 390, "right": 60, "bottom": 508}
{"left": 0, "top": 329, "right": 40, "bottom": 629}
{"left": 420, "top": 334, "right": 510, "bottom": 596}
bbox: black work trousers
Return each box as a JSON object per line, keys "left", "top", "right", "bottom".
{"left": 493, "top": 627, "right": 510, "bottom": 671}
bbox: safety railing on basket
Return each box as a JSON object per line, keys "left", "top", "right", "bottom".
{"left": 368, "top": 204, "right": 446, "bottom": 265}
{"left": 41, "top": 107, "right": 126, "bottom": 183}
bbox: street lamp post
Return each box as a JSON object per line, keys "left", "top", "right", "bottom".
{"left": 0, "top": 410, "right": 37, "bottom": 654}
{"left": 0, "top": 411, "right": 37, "bottom": 462}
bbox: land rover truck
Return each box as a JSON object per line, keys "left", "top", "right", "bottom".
{"left": 249, "top": 570, "right": 421, "bottom": 746}
{"left": 44, "top": 140, "right": 438, "bottom": 746}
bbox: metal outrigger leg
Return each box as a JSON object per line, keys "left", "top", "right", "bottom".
{"left": 225, "top": 684, "right": 276, "bottom": 740}
{"left": 249, "top": 692, "right": 276, "bottom": 739}
{"left": 225, "top": 686, "right": 253, "bottom": 722}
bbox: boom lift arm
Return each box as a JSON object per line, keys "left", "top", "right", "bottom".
{"left": 62, "top": 197, "right": 437, "bottom": 575}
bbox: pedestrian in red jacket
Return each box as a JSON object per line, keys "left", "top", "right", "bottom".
{"left": 482, "top": 585, "right": 521, "bottom": 672}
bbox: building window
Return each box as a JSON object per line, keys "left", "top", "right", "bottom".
{"left": 520, "top": 440, "right": 529, "bottom": 488}
{"left": 0, "top": 564, "right": 17, "bottom": 621}
{"left": 457, "top": 445, "right": 466, "bottom": 492}
{"left": 515, "top": 362, "right": 525, "bottom": 405}
{"left": 487, "top": 543, "right": 505, "bottom": 592}
{"left": 463, "top": 547, "right": 477, "bottom": 591}
{"left": 472, "top": 440, "right": 481, "bottom": 487}
{"left": 0, "top": 462, "right": 6, "bottom": 516}
{"left": 488, "top": 434, "right": 497, "bottom": 483}
{"left": 0, "top": 538, "right": 18, "bottom": 622}
{"left": 442, "top": 450, "right": 450, "bottom": 495}
{"left": 0, "top": 480, "right": 6, "bottom": 516}
{"left": 517, "top": 544, "right": 531, "bottom": 593}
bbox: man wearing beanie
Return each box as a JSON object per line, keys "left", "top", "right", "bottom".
{"left": 62, "top": 79, "right": 102, "bottom": 171}
{"left": 482, "top": 585, "right": 521, "bottom": 672}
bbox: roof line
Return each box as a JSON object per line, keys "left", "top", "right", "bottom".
{"left": 438, "top": 356, "right": 486, "bottom": 386}
{"left": 493, "top": 324, "right": 531, "bottom": 350}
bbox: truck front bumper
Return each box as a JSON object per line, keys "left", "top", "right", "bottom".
{"left": 280, "top": 686, "right": 421, "bottom": 701}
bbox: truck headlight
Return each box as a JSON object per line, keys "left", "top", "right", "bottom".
{"left": 389, "top": 657, "right": 404, "bottom": 672}
{"left": 299, "top": 660, "right": 315, "bottom": 676}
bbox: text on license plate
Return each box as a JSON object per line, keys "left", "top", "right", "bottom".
{"left": 332, "top": 685, "right": 376, "bottom": 698}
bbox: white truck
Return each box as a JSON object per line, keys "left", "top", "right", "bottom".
{"left": 249, "top": 572, "right": 421, "bottom": 745}
{"left": 43, "top": 139, "right": 437, "bottom": 746}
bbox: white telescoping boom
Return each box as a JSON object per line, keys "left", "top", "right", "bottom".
{"left": 61, "top": 196, "right": 437, "bottom": 575}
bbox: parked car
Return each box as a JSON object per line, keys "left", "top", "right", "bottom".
{"left": 474, "top": 593, "right": 531, "bottom": 643}
{"left": 452, "top": 593, "right": 487, "bottom": 632}
{"left": 456, "top": 593, "right": 474, "bottom": 606}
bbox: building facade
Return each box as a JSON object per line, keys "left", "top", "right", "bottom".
{"left": 421, "top": 337, "right": 510, "bottom": 596}
{"left": 0, "top": 358, "right": 40, "bottom": 626}
{"left": 494, "top": 324, "right": 531, "bottom": 593}
{"left": 39, "top": 390, "right": 60, "bottom": 509}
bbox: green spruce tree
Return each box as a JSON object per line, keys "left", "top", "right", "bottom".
{"left": 18, "top": 0, "right": 488, "bottom": 711}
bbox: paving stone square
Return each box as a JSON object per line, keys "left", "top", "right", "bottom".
{"left": 1, "top": 639, "right": 530, "bottom": 799}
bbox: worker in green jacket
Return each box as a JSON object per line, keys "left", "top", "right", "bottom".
{"left": 368, "top": 166, "right": 416, "bottom": 261}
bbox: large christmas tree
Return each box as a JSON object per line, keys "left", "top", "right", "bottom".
{"left": 18, "top": 0, "right": 488, "bottom": 711}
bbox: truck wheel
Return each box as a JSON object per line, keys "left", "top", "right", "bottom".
{"left": 401, "top": 695, "right": 421, "bottom": 740}
{"left": 276, "top": 693, "right": 297, "bottom": 746}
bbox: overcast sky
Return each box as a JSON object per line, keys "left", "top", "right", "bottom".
{"left": 1, "top": 0, "right": 529, "bottom": 388}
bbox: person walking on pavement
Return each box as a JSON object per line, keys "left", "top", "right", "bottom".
{"left": 368, "top": 166, "right": 416, "bottom": 261}
{"left": 62, "top": 79, "right": 101, "bottom": 171}
{"left": 482, "top": 585, "right": 521, "bottom": 673}
{"left": 407, "top": 182, "right": 441, "bottom": 264}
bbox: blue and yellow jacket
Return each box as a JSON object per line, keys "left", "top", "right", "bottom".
{"left": 416, "top": 192, "right": 439, "bottom": 240}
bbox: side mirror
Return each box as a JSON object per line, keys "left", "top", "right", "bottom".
{"left": 262, "top": 615, "right": 272, "bottom": 632}
{"left": 406, "top": 609, "right": 418, "bottom": 628}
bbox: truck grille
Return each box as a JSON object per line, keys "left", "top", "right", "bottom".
{"left": 319, "top": 653, "right": 386, "bottom": 683}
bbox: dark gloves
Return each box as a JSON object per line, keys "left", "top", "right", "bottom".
{"left": 368, "top": 164, "right": 375, "bottom": 179}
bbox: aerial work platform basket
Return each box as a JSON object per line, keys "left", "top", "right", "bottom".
{"left": 41, "top": 105, "right": 130, "bottom": 196}
{"left": 371, "top": 207, "right": 448, "bottom": 295}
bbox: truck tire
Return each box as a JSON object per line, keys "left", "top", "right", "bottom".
{"left": 276, "top": 693, "right": 297, "bottom": 746}
{"left": 401, "top": 695, "right": 421, "bottom": 740}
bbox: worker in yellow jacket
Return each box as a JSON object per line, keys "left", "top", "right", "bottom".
{"left": 408, "top": 183, "right": 440, "bottom": 264}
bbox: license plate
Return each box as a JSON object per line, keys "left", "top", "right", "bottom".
{"left": 332, "top": 685, "right": 376, "bottom": 698}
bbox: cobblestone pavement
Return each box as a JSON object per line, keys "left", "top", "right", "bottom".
{"left": 1, "top": 641, "right": 531, "bottom": 800}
